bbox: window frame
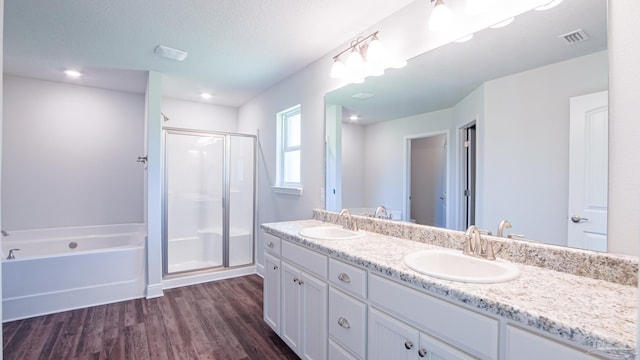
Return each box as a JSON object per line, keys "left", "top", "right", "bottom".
{"left": 276, "top": 105, "right": 302, "bottom": 191}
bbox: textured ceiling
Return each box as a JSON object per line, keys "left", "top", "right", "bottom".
{"left": 4, "top": 0, "right": 414, "bottom": 105}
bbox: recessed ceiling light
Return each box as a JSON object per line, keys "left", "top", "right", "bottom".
{"left": 349, "top": 115, "right": 359, "bottom": 121}
{"left": 535, "top": 0, "right": 562, "bottom": 11}
{"left": 64, "top": 69, "right": 83, "bottom": 78}
{"left": 200, "top": 93, "right": 213, "bottom": 100}
{"left": 490, "top": 17, "right": 515, "bottom": 29}
{"left": 351, "top": 92, "right": 375, "bottom": 100}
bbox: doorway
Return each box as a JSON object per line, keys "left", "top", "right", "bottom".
{"left": 405, "top": 132, "right": 448, "bottom": 227}
{"left": 460, "top": 124, "right": 476, "bottom": 229}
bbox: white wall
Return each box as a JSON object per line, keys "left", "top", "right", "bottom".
{"left": 481, "top": 51, "right": 608, "bottom": 245}
{"left": 1, "top": 0, "right": 5, "bottom": 348}
{"left": 363, "top": 109, "right": 453, "bottom": 217}
{"left": 608, "top": 0, "right": 640, "bottom": 256}
{"left": 2, "top": 75, "right": 145, "bottom": 231}
{"left": 341, "top": 122, "right": 365, "bottom": 209}
{"left": 161, "top": 97, "right": 238, "bottom": 133}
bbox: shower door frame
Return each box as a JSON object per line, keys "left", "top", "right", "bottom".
{"left": 162, "top": 128, "right": 257, "bottom": 277}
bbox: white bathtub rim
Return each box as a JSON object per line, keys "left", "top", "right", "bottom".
{"left": 3, "top": 223, "right": 145, "bottom": 242}
{"left": 2, "top": 243, "right": 144, "bottom": 262}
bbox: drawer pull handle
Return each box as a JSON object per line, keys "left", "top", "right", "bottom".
{"left": 404, "top": 341, "right": 413, "bottom": 350}
{"left": 267, "top": 241, "right": 274, "bottom": 248}
{"left": 273, "top": 265, "right": 278, "bottom": 270}
{"left": 418, "top": 348, "right": 427, "bottom": 357}
{"left": 338, "top": 272, "right": 351, "bottom": 283}
{"left": 293, "top": 278, "right": 298, "bottom": 284}
{"left": 337, "top": 317, "right": 350, "bottom": 329}
{"left": 298, "top": 280, "right": 304, "bottom": 285}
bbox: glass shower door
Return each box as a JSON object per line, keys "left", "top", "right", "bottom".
{"left": 165, "top": 130, "right": 225, "bottom": 274}
{"left": 228, "top": 135, "right": 256, "bottom": 267}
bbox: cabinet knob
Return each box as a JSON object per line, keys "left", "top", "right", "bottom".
{"left": 298, "top": 280, "right": 304, "bottom": 285}
{"left": 418, "top": 348, "right": 427, "bottom": 357}
{"left": 267, "top": 241, "right": 274, "bottom": 248}
{"left": 404, "top": 341, "right": 413, "bottom": 350}
{"left": 337, "top": 317, "right": 351, "bottom": 329}
{"left": 293, "top": 278, "right": 299, "bottom": 284}
{"left": 273, "top": 265, "right": 278, "bottom": 270}
{"left": 338, "top": 272, "right": 351, "bottom": 283}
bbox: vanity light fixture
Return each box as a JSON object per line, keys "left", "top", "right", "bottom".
{"left": 64, "top": 69, "right": 83, "bottom": 78}
{"left": 535, "top": 0, "right": 563, "bottom": 11}
{"left": 454, "top": 34, "right": 474, "bottom": 43}
{"left": 428, "top": 0, "right": 454, "bottom": 31}
{"left": 330, "top": 31, "right": 386, "bottom": 81}
{"left": 489, "top": 17, "right": 515, "bottom": 29}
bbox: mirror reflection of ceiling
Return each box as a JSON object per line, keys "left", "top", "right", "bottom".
{"left": 325, "top": 0, "right": 606, "bottom": 125}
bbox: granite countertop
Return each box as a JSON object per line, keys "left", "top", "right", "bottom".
{"left": 262, "top": 219, "right": 637, "bottom": 357}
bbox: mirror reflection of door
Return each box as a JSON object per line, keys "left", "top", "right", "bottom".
{"left": 409, "top": 134, "right": 447, "bottom": 227}
{"left": 461, "top": 125, "right": 476, "bottom": 229}
{"left": 568, "top": 91, "right": 608, "bottom": 251}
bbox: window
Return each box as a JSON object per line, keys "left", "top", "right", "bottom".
{"left": 276, "top": 105, "right": 302, "bottom": 193}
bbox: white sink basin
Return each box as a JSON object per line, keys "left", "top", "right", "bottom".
{"left": 298, "top": 226, "right": 365, "bottom": 240}
{"left": 404, "top": 249, "right": 520, "bottom": 284}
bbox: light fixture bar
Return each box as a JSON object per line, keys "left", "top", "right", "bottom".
{"left": 332, "top": 31, "right": 379, "bottom": 61}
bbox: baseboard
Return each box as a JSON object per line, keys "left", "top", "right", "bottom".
{"left": 145, "top": 283, "right": 165, "bottom": 299}
{"left": 162, "top": 265, "right": 257, "bottom": 290}
{"left": 3, "top": 280, "right": 144, "bottom": 322}
{"left": 256, "top": 263, "right": 265, "bottom": 278}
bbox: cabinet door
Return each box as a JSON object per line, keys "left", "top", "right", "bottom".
{"left": 419, "top": 332, "right": 476, "bottom": 360}
{"left": 281, "top": 262, "right": 301, "bottom": 353}
{"left": 264, "top": 252, "right": 281, "bottom": 334}
{"left": 368, "top": 308, "right": 419, "bottom": 360}
{"left": 300, "top": 271, "right": 328, "bottom": 360}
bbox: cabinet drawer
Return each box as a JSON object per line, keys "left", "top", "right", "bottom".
{"left": 329, "top": 288, "right": 367, "bottom": 359}
{"left": 329, "top": 339, "right": 359, "bottom": 360}
{"left": 281, "top": 241, "right": 327, "bottom": 279}
{"left": 505, "top": 325, "right": 597, "bottom": 360}
{"left": 369, "top": 274, "right": 498, "bottom": 359}
{"left": 329, "top": 259, "right": 367, "bottom": 299}
{"left": 263, "top": 232, "right": 281, "bottom": 255}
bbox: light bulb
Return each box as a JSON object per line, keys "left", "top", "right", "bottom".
{"left": 346, "top": 47, "right": 365, "bottom": 80}
{"left": 428, "top": 0, "right": 453, "bottom": 31}
{"left": 330, "top": 58, "right": 346, "bottom": 79}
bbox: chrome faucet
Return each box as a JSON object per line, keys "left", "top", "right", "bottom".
{"left": 373, "top": 206, "right": 388, "bottom": 219}
{"left": 497, "top": 220, "right": 525, "bottom": 239}
{"left": 6, "top": 248, "right": 20, "bottom": 260}
{"left": 464, "top": 225, "right": 495, "bottom": 260}
{"left": 497, "top": 220, "right": 511, "bottom": 237}
{"left": 339, "top": 209, "right": 358, "bottom": 231}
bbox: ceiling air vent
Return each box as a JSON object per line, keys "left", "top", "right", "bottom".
{"left": 558, "top": 29, "right": 590, "bottom": 45}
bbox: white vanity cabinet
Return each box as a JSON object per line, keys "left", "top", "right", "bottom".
{"left": 504, "top": 325, "right": 601, "bottom": 360}
{"left": 368, "top": 307, "right": 475, "bottom": 360}
{"left": 263, "top": 252, "right": 281, "bottom": 333}
{"left": 280, "top": 240, "right": 329, "bottom": 360}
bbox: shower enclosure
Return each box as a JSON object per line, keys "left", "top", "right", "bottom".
{"left": 163, "top": 128, "right": 256, "bottom": 275}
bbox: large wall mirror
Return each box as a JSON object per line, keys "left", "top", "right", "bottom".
{"left": 325, "top": 0, "right": 608, "bottom": 251}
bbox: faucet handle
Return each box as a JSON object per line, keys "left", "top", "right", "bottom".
{"left": 485, "top": 241, "right": 496, "bottom": 260}
{"left": 478, "top": 228, "right": 492, "bottom": 236}
{"left": 7, "top": 248, "right": 20, "bottom": 260}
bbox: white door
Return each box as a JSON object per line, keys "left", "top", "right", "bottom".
{"left": 368, "top": 308, "right": 418, "bottom": 360}
{"left": 281, "top": 262, "right": 301, "bottom": 353}
{"left": 263, "top": 253, "right": 281, "bottom": 334}
{"left": 419, "top": 332, "right": 475, "bottom": 360}
{"left": 409, "top": 134, "right": 447, "bottom": 227}
{"left": 567, "top": 91, "right": 608, "bottom": 251}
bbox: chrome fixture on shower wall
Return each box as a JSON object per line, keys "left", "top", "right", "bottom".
{"left": 137, "top": 156, "right": 148, "bottom": 164}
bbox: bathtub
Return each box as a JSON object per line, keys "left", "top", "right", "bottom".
{"left": 1, "top": 223, "right": 146, "bottom": 322}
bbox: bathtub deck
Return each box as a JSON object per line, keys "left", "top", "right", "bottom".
{"left": 2, "top": 275, "right": 297, "bottom": 360}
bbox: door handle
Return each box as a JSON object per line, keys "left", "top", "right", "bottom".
{"left": 571, "top": 215, "right": 589, "bottom": 223}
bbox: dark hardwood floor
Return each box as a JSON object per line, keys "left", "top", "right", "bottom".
{"left": 3, "top": 274, "right": 298, "bottom": 360}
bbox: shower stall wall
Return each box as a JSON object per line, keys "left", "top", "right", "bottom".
{"left": 163, "top": 129, "right": 256, "bottom": 276}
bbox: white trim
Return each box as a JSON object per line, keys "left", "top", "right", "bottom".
{"left": 403, "top": 130, "right": 451, "bottom": 226}
{"left": 162, "top": 265, "right": 256, "bottom": 290}
{"left": 145, "top": 283, "right": 164, "bottom": 299}
{"left": 271, "top": 185, "right": 303, "bottom": 196}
